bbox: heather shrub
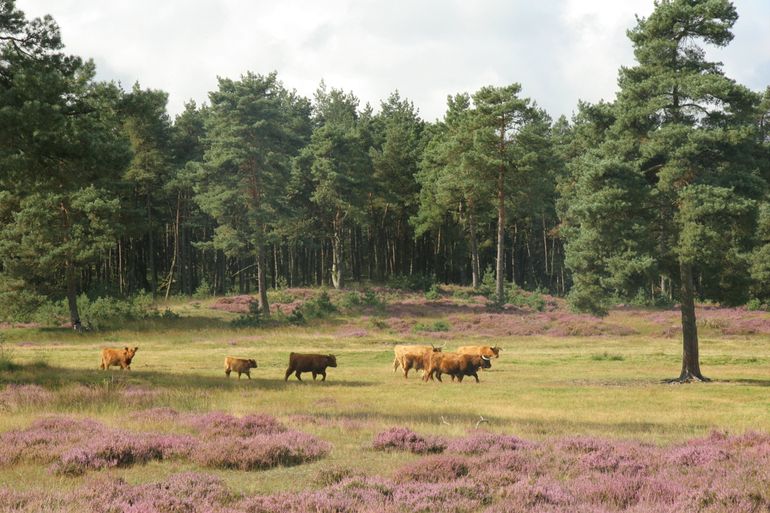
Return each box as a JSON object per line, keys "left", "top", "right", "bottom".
{"left": 313, "top": 465, "right": 357, "bottom": 486}
{"left": 446, "top": 431, "right": 534, "bottom": 455}
{"left": 0, "top": 384, "right": 54, "bottom": 410}
{"left": 194, "top": 431, "right": 330, "bottom": 470}
{"left": 393, "top": 479, "right": 489, "bottom": 513}
{"left": 183, "top": 412, "right": 287, "bottom": 437}
{"left": 372, "top": 427, "right": 447, "bottom": 454}
{"left": 0, "top": 417, "right": 104, "bottom": 465}
{"left": 394, "top": 455, "right": 470, "bottom": 483}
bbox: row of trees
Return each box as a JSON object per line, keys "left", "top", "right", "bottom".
{"left": 1, "top": 1, "right": 769, "bottom": 379}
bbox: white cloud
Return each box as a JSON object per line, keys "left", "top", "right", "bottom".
{"left": 14, "top": 0, "right": 770, "bottom": 122}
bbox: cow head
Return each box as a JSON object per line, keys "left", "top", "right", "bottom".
{"left": 327, "top": 354, "right": 338, "bottom": 367}
{"left": 430, "top": 343, "right": 444, "bottom": 353}
{"left": 491, "top": 346, "right": 501, "bottom": 358}
{"left": 480, "top": 355, "right": 492, "bottom": 369}
{"left": 248, "top": 359, "right": 258, "bottom": 368}
{"left": 124, "top": 346, "right": 138, "bottom": 363}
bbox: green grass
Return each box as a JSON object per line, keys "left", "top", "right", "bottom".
{"left": 1, "top": 296, "right": 770, "bottom": 496}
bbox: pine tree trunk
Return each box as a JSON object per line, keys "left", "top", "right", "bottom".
{"left": 66, "top": 264, "right": 82, "bottom": 332}
{"left": 331, "top": 210, "right": 344, "bottom": 290}
{"left": 496, "top": 167, "right": 506, "bottom": 304}
{"left": 147, "top": 194, "right": 157, "bottom": 296}
{"left": 256, "top": 243, "right": 270, "bottom": 316}
{"left": 675, "top": 261, "right": 708, "bottom": 382}
{"left": 468, "top": 209, "right": 480, "bottom": 289}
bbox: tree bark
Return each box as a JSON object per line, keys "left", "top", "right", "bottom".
{"left": 331, "top": 209, "right": 344, "bottom": 289}
{"left": 468, "top": 208, "right": 480, "bottom": 289}
{"left": 495, "top": 114, "right": 506, "bottom": 304}
{"left": 675, "top": 260, "right": 709, "bottom": 382}
{"left": 256, "top": 243, "right": 270, "bottom": 316}
{"left": 66, "top": 264, "right": 82, "bottom": 332}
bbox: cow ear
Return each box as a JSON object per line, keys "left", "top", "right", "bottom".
{"left": 134, "top": 347, "right": 139, "bottom": 351}
{"left": 124, "top": 347, "right": 129, "bottom": 351}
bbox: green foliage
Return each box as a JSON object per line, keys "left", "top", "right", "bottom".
{"left": 193, "top": 279, "right": 213, "bottom": 299}
{"left": 339, "top": 292, "right": 361, "bottom": 309}
{"left": 387, "top": 273, "right": 435, "bottom": 292}
{"left": 77, "top": 293, "right": 157, "bottom": 330}
{"left": 270, "top": 289, "right": 296, "bottom": 305}
{"left": 231, "top": 300, "right": 262, "bottom": 328}
{"left": 478, "top": 266, "right": 497, "bottom": 298}
{"left": 0, "top": 275, "right": 46, "bottom": 322}
{"left": 746, "top": 298, "right": 768, "bottom": 312}
{"left": 300, "top": 290, "right": 337, "bottom": 320}
{"left": 413, "top": 320, "right": 451, "bottom": 332}
{"left": 0, "top": 333, "right": 18, "bottom": 372}
{"left": 424, "top": 284, "right": 441, "bottom": 301}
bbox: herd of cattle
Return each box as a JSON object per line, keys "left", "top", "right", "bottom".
{"left": 98, "top": 344, "right": 501, "bottom": 383}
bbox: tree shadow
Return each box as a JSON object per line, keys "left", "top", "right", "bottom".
{"left": 718, "top": 378, "right": 770, "bottom": 387}
{"left": 0, "top": 363, "right": 372, "bottom": 391}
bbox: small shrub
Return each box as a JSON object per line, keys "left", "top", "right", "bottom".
{"left": 270, "top": 288, "right": 295, "bottom": 304}
{"left": 746, "top": 298, "right": 768, "bottom": 311}
{"left": 161, "top": 308, "right": 180, "bottom": 320}
{"left": 193, "top": 279, "right": 213, "bottom": 299}
{"left": 372, "top": 427, "right": 447, "bottom": 454}
{"left": 361, "top": 288, "right": 384, "bottom": 307}
{"left": 302, "top": 290, "right": 337, "bottom": 319}
{"left": 452, "top": 288, "right": 472, "bottom": 301}
{"left": 287, "top": 307, "right": 305, "bottom": 325}
{"left": 339, "top": 291, "right": 361, "bottom": 309}
{"left": 388, "top": 273, "right": 435, "bottom": 292}
{"left": 231, "top": 300, "right": 261, "bottom": 327}
{"left": 394, "top": 455, "right": 470, "bottom": 483}
{"left": 479, "top": 266, "right": 497, "bottom": 298}
{"left": 194, "top": 432, "right": 330, "bottom": 471}
{"left": 413, "top": 320, "right": 451, "bottom": 332}
{"left": 314, "top": 465, "right": 356, "bottom": 486}
{"left": 425, "top": 284, "right": 441, "bottom": 301}
{"left": 0, "top": 276, "right": 46, "bottom": 322}
{"left": 369, "top": 318, "right": 388, "bottom": 330}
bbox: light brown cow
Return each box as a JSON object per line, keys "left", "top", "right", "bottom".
{"left": 457, "top": 345, "right": 501, "bottom": 359}
{"left": 285, "top": 353, "right": 337, "bottom": 381}
{"left": 100, "top": 346, "right": 138, "bottom": 371}
{"left": 424, "top": 352, "right": 491, "bottom": 383}
{"left": 399, "top": 350, "right": 436, "bottom": 379}
{"left": 393, "top": 344, "right": 442, "bottom": 376}
{"left": 224, "top": 356, "right": 258, "bottom": 379}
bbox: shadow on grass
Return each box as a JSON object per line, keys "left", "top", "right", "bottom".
{"left": 0, "top": 363, "right": 373, "bottom": 391}
{"left": 719, "top": 378, "right": 770, "bottom": 387}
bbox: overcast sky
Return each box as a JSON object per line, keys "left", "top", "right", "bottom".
{"left": 15, "top": 0, "right": 770, "bottom": 122}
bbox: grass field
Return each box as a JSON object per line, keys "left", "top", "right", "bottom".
{"left": 1, "top": 289, "right": 770, "bottom": 512}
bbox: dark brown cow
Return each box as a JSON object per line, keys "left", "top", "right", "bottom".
{"left": 100, "top": 347, "right": 138, "bottom": 371}
{"left": 224, "top": 356, "right": 258, "bottom": 379}
{"left": 284, "top": 353, "right": 337, "bottom": 382}
{"left": 424, "top": 353, "right": 491, "bottom": 383}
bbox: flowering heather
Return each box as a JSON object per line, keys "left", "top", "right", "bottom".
{"left": 51, "top": 432, "right": 195, "bottom": 476}
{"left": 0, "top": 416, "right": 103, "bottom": 465}
{"left": 193, "top": 431, "right": 330, "bottom": 471}
{"left": 446, "top": 430, "right": 534, "bottom": 454}
{"left": 129, "top": 406, "right": 181, "bottom": 423}
{"left": 372, "top": 427, "right": 447, "bottom": 454}
{"left": 182, "top": 411, "right": 287, "bottom": 437}
{"left": 210, "top": 295, "right": 255, "bottom": 313}
{"left": 0, "top": 384, "right": 54, "bottom": 410}
{"left": 394, "top": 454, "right": 470, "bottom": 483}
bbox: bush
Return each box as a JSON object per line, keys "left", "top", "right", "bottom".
{"left": 746, "top": 298, "right": 768, "bottom": 311}
{"left": 413, "top": 320, "right": 451, "bottom": 332}
{"left": 270, "top": 288, "right": 295, "bottom": 304}
{"left": 231, "top": 300, "right": 261, "bottom": 328}
{"left": 479, "top": 266, "right": 497, "bottom": 298}
{"left": 193, "top": 279, "right": 213, "bottom": 299}
{"left": 388, "top": 273, "right": 435, "bottom": 292}
{"left": 339, "top": 291, "right": 361, "bottom": 309}
{"left": 372, "top": 427, "right": 447, "bottom": 454}
{"left": 425, "top": 284, "right": 441, "bottom": 301}
{"left": 302, "top": 290, "right": 337, "bottom": 319}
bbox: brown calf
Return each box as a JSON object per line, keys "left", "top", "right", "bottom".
{"left": 284, "top": 353, "right": 337, "bottom": 382}
{"left": 100, "top": 347, "right": 138, "bottom": 371}
{"left": 224, "top": 356, "right": 258, "bottom": 379}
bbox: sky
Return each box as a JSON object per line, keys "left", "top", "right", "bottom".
{"left": 14, "top": 0, "right": 770, "bottom": 122}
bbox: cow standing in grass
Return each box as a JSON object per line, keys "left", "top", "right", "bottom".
{"left": 224, "top": 357, "right": 258, "bottom": 379}
{"left": 457, "top": 345, "right": 501, "bottom": 359}
{"left": 285, "top": 353, "right": 337, "bottom": 381}
{"left": 393, "top": 344, "right": 442, "bottom": 377}
{"left": 424, "top": 353, "right": 491, "bottom": 383}
{"left": 100, "top": 347, "right": 138, "bottom": 371}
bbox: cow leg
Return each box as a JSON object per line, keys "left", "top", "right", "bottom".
{"left": 225, "top": 369, "right": 231, "bottom": 378}
{"left": 295, "top": 371, "right": 303, "bottom": 381}
{"left": 457, "top": 375, "right": 464, "bottom": 382}
{"left": 321, "top": 371, "right": 327, "bottom": 381}
{"left": 436, "top": 372, "right": 443, "bottom": 383}
{"left": 472, "top": 373, "right": 479, "bottom": 383}
{"left": 246, "top": 371, "right": 251, "bottom": 379}
{"left": 403, "top": 367, "right": 409, "bottom": 379}
{"left": 393, "top": 357, "right": 400, "bottom": 372}
{"left": 312, "top": 372, "right": 317, "bottom": 380}
{"left": 237, "top": 372, "right": 242, "bottom": 380}
{"left": 284, "top": 367, "right": 293, "bottom": 381}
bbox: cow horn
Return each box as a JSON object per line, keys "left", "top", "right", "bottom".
{"left": 481, "top": 355, "right": 490, "bottom": 361}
